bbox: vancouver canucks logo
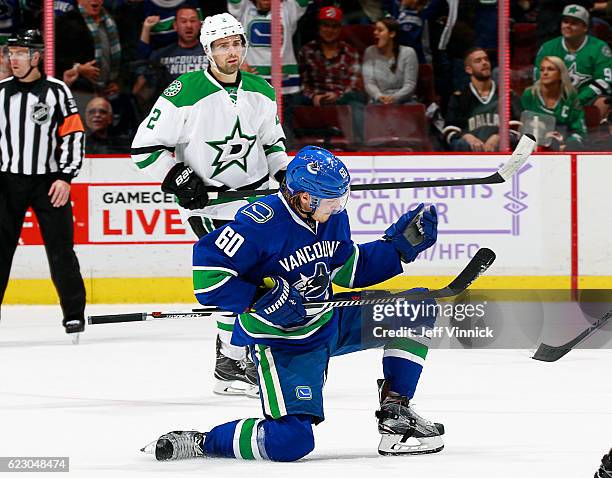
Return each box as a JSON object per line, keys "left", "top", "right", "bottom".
{"left": 207, "top": 118, "right": 257, "bottom": 178}
{"left": 306, "top": 161, "right": 320, "bottom": 174}
{"left": 292, "top": 262, "right": 331, "bottom": 301}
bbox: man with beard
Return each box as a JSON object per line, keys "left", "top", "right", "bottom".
{"left": 142, "top": 5, "right": 208, "bottom": 79}
{"left": 131, "top": 13, "right": 288, "bottom": 399}
{"left": 443, "top": 47, "right": 520, "bottom": 152}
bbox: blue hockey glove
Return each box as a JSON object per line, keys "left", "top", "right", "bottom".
{"left": 251, "top": 276, "right": 307, "bottom": 328}
{"left": 384, "top": 203, "right": 438, "bottom": 263}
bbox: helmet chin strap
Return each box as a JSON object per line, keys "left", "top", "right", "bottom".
{"left": 15, "top": 52, "right": 37, "bottom": 80}
{"left": 282, "top": 184, "right": 317, "bottom": 225}
{"left": 15, "top": 65, "right": 35, "bottom": 80}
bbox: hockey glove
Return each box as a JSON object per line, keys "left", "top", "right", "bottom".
{"left": 251, "top": 276, "right": 306, "bottom": 328}
{"left": 384, "top": 203, "right": 437, "bottom": 263}
{"left": 161, "top": 164, "right": 209, "bottom": 210}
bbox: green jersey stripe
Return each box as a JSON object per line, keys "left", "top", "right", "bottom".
{"left": 384, "top": 337, "right": 429, "bottom": 360}
{"left": 202, "top": 217, "right": 215, "bottom": 234}
{"left": 383, "top": 348, "right": 426, "bottom": 366}
{"left": 264, "top": 145, "right": 285, "bottom": 155}
{"left": 238, "top": 418, "right": 257, "bottom": 460}
{"left": 264, "top": 347, "right": 286, "bottom": 416}
{"left": 135, "top": 150, "right": 162, "bottom": 170}
{"left": 238, "top": 310, "right": 334, "bottom": 339}
{"left": 216, "top": 321, "right": 234, "bottom": 332}
{"left": 258, "top": 345, "right": 282, "bottom": 418}
{"left": 193, "top": 269, "right": 235, "bottom": 292}
{"left": 232, "top": 419, "right": 245, "bottom": 458}
{"left": 332, "top": 245, "right": 359, "bottom": 288}
{"left": 255, "top": 349, "right": 272, "bottom": 417}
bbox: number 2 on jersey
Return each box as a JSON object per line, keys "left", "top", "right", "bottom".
{"left": 147, "top": 108, "right": 161, "bottom": 129}
{"left": 215, "top": 226, "right": 244, "bottom": 257}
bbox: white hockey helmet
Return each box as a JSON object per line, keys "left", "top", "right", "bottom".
{"left": 200, "top": 13, "right": 248, "bottom": 62}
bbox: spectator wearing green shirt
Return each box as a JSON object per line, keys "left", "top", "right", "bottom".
{"left": 522, "top": 56, "right": 587, "bottom": 151}
{"left": 534, "top": 4, "right": 612, "bottom": 122}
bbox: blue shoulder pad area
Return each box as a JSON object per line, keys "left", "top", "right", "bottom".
{"left": 235, "top": 195, "right": 285, "bottom": 228}
{"left": 192, "top": 195, "right": 289, "bottom": 313}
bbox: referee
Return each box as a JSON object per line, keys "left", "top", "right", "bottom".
{"left": 0, "top": 30, "right": 86, "bottom": 334}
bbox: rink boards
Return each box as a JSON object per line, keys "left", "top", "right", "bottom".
{"left": 5, "top": 152, "right": 611, "bottom": 303}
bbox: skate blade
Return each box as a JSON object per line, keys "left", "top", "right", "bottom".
{"left": 378, "top": 434, "right": 444, "bottom": 456}
{"left": 213, "top": 380, "right": 259, "bottom": 399}
{"left": 140, "top": 440, "right": 157, "bottom": 455}
{"left": 71, "top": 333, "right": 80, "bottom": 345}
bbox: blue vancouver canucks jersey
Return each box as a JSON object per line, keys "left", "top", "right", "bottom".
{"left": 192, "top": 193, "right": 403, "bottom": 348}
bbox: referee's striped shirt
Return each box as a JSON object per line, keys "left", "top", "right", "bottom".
{"left": 0, "top": 74, "right": 85, "bottom": 181}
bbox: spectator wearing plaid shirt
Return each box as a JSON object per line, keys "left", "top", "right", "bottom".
{"left": 296, "top": 6, "right": 366, "bottom": 141}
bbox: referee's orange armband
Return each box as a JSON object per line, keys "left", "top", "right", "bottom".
{"left": 58, "top": 113, "right": 85, "bottom": 137}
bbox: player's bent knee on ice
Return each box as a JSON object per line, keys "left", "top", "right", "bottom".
{"left": 263, "top": 415, "right": 315, "bottom": 462}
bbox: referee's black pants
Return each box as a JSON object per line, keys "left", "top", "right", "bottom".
{"left": 0, "top": 172, "right": 86, "bottom": 324}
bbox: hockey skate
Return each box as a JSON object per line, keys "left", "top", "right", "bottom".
{"left": 141, "top": 430, "right": 206, "bottom": 461}
{"left": 595, "top": 448, "right": 612, "bottom": 478}
{"left": 213, "top": 337, "right": 259, "bottom": 398}
{"left": 375, "top": 379, "right": 445, "bottom": 456}
{"left": 63, "top": 318, "right": 84, "bottom": 334}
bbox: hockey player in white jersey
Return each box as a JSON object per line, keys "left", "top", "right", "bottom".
{"left": 228, "top": 0, "right": 308, "bottom": 95}
{"left": 131, "top": 13, "right": 288, "bottom": 398}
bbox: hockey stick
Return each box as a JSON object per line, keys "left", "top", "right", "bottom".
{"left": 88, "top": 248, "right": 495, "bottom": 325}
{"left": 206, "top": 134, "right": 536, "bottom": 200}
{"left": 531, "top": 308, "right": 612, "bottom": 362}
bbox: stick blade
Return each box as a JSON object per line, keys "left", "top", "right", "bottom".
{"left": 447, "top": 247, "right": 496, "bottom": 293}
{"left": 498, "top": 134, "right": 536, "bottom": 181}
{"left": 531, "top": 343, "right": 571, "bottom": 362}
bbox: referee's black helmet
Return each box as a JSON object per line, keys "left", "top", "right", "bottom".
{"left": 7, "top": 29, "right": 44, "bottom": 50}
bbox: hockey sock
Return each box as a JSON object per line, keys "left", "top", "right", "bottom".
{"left": 216, "top": 323, "right": 246, "bottom": 361}
{"left": 203, "top": 415, "right": 314, "bottom": 461}
{"left": 382, "top": 336, "right": 430, "bottom": 398}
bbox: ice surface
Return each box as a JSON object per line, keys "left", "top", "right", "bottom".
{"left": 1, "top": 304, "right": 610, "bottom": 478}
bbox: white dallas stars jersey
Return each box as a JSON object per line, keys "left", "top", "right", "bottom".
{"left": 131, "top": 69, "right": 287, "bottom": 222}
{"left": 228, "top": 0, "right": 309, "bottom": 95}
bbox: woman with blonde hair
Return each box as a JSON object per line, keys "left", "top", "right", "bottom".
{"left": 520, "top": 55, "right": 587, "bottom": 151}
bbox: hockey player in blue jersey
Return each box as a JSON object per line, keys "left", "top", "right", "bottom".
{"left": 142, "top": 145, "right": 442, "bottom": 461}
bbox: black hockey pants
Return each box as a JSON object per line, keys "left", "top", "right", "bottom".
{"left": 0, "top": 172, "right": 86, "bottom": 324}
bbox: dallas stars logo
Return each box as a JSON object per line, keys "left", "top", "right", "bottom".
{"left": 567, "top": 62, "right": 591, "bottom": 88}
{"left": 207, "top": 118, "right": 256, "bottom": 178}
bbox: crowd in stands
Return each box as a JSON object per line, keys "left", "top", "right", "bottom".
{"left": 0, "top": 0, "right": 610, "bottom": 152}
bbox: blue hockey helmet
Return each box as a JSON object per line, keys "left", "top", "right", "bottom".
{"left": 285, "top": 146, "right": 351, "bottom": 214}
